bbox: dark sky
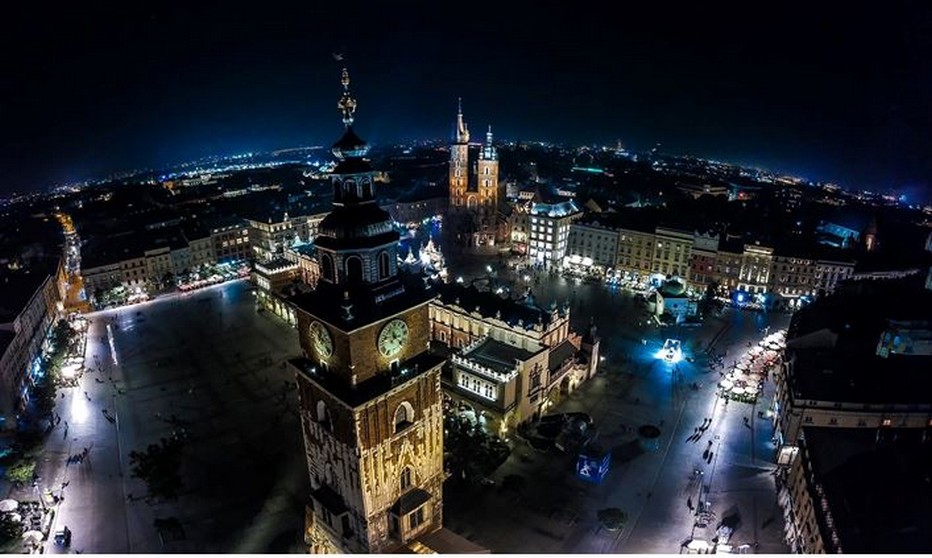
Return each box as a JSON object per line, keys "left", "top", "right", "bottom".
{"left": 2, "top": 2, "right": 930, "bottom": 201}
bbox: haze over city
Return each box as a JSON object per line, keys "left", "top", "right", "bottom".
{"left": 2, "top": 2, "right": 930, "bottom": 202}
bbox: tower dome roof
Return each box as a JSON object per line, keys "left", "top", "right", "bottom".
{"left": 332, "top": 126, "right": 369, "bottom": 159}
{"left": 659, "top": 277, "right": 687, "bottom": 297}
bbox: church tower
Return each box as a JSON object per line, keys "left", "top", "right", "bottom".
{"left": 447, "top": 100, "right": 500, "bottom": 246}
{"left": 477, "top": 125, "right": 499, "bottom": 210}
{"left": 290, "top": 68, "right": 446, "bottom": 554}
{"left": 448, "top": 98, "right": 470, "bottom": 209}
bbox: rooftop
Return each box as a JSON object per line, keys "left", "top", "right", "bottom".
{"left": 802, "top": 427, "right": 932, "bottom": 553}
{"left": 290, "top": 272, "right": 435, "bottom": 333}
{"left": 434, "top": 282, "right": 566, "bottom": 332}
{"left": 786, "top": 274, "right": 932, "bottom": 404}
{"left": 290, "top": 350, "right": 445, "bottom": 408}
{"left": 0, "top": 261, "right": 58, "bottom": 322}
{"left": 547, "top": 339, "right": 578, "bottom": 372}
{"left": 463, "top": 338, "right": 540, "bottom": 375}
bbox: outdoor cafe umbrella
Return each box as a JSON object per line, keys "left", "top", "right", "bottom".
{"left": 0, "top": 499, "right": 18, "bottom": 513}
{"left": 22, "top": 530, "right": 43, "bottom": 544}
{"left": 8, "top": 513, "right": 21, "bottom": 523}
{"left": 731, "top": 386, "right": 746, "bottom": 395}
{"left": 686, "top": 539, "right": 711, "bottom": 552}
{"left": 720, "top": 379, "right": 734, "bottom": 390}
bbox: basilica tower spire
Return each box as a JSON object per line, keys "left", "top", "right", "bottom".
{"left": 455, "top": 97, "right": 469, "bottom": 144}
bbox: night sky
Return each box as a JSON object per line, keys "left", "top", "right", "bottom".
{"left": 2, "top": 2, "right": 930, "bottom": 201}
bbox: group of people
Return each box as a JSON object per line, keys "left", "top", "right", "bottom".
{"left": 66, "top": 447, "right": 90, "bottom": 466}
{"left": 687, "top": 417, "right": 713, "bottom": 443}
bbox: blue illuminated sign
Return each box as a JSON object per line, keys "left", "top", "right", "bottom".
{"left": 576, "top": 449, "right": 611, "bottom": 484}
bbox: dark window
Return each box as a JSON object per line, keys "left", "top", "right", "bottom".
{"left": 400, "top": 467, "right": 412, "bottom": 492}
{"left": 321, "top": 254, "right": 335, "bottom": 282}
{"left": 345, "top": 256, "right": 363, "bottom": 283}
{"left": 394, "top": 402, "right": 414, "bottom": 433}
{"left": 378, "top": 251, "right": 390, "bottom": 279}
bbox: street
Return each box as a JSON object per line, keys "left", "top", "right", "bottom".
{"left": 443, "top": 251, "right": 791, "bottom": 553}
{"left": 35, "top": 280, "right": 308, "bottom": 553}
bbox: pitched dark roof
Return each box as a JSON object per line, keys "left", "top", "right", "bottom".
{"left": 435, "top": 283, "right": 561, "bottom": 331}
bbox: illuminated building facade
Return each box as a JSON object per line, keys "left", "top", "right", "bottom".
{"left": 688, "top": 232, "right": 719, "bottom": 290}
{"left": 565, "top": 219, "right": 620, "bottom": 273}
{"left": 528, "top": 198, "right": 581, "bottom": 269}
{"left": 429, "top": 283, "right": 599, "bottom": 432}
{"left": 737, "top": 242, "right": 773, "bottom": 294}
{"left": 615, "top": 227, "right": 656, "bottom": 280}
{"left": 288, "top": 69, "right": 446, "bottom": 553}
{"left": 651, "top": 226, "right": 693, "bottom": 279}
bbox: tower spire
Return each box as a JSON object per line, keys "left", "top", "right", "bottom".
{"left": 338, "top": 67, "right": 357, "bottom": 128}
{"left": 456, "top": 97, "right": 469, "bottom": 144}
{"left": 486, "top": 124, "right": 493, "bottom": 146}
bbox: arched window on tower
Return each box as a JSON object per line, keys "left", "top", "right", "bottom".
{"left": 378, "top": 251, "right": 390, "bottom": 280}
{"left": 400, "top": 466, "right": 413, "bottom": 492}
{"left": 317, "top": 400, "right": 333, "bottom": 432}
{"left": 321, "top": 253, "right": 335, "bottom": 282}
{"left": 394, "top": 401, "right": 415, "bottom": 433}
{"left": 345, "top": 256, "right": 363, "bottom": 284}
{"left": 343, "top": 179, "right": 358, "bottom": 202}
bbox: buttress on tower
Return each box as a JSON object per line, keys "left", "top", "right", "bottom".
{"left": 448, "top": 99, "right": 501, "bottom": 246}
{"left": 289, "top": 68, "right": 447, "bottom": 553}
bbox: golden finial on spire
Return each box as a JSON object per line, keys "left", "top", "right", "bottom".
{"left": 338, "top": 67, "right": 357, "bottom": 127}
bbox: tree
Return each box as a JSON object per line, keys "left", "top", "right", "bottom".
{"left": 597, "top": 507, "right": 628, "bottom": 531}
{"left": 129, "top": 437, "right": 185, "bottom": 501}
{"left": 32, "top": 376, "right": 57, "bottom": 416}
{"left": 443, "top": 412, "right": 510, "bottom": 486}
{"left": 5, "top": 460, "right": 36, "bottom": 486}
{"left": 0, "top": 513, "right": 20, "bottom": 545}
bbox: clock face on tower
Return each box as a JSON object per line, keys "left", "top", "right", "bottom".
{"left": 377, "top": 318, "right": 409, "bottom": 358}
{"left": 310, "top": 320, "right": 333, "bottom": 359}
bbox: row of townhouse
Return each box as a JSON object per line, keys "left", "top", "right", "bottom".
{"left": 0, "top": 257, "right": 66, "bottom": 429}
{"left": 81, "top": 219, "right": 251, "bottom": 298}
{"left": 565, "top": 216, "right": 856, "bottom": 303}
{"left": 244, "top": 208, "right": 329, "bottom": 263}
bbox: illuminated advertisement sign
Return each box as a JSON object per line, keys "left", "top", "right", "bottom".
{"left": 576, "top": 450, "right": 611, "bottom": 484}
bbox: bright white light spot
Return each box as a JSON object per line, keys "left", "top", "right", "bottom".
{"left": 106, "top": 324, "right": 118, "bottom": 366}
{"left": 655, "top": 339, "right": 683, "bottom": 363}
{"left": 70, "top": 391, "right": 90, "bottom": 424}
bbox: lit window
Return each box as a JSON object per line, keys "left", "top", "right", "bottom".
{"left": 408, "top": 506, "right": 425, "bottom": 530}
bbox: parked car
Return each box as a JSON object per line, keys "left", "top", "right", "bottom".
{"left": 54, "top": 526, "right": 71, "bottom": 547}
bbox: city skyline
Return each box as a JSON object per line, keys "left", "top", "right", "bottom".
{"left": 2, "top": 2, "right": 930, "bottom": 202}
